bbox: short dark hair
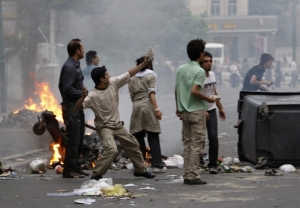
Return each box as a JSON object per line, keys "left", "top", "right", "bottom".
{"left": 200, "top": 51, "right": 213, "bottom": 66}
{"left": 67, "top": 38, "right": 81, "bottom": 56}
{"left": 136, "top": 56, "right": 151, "bottom": 71}
{"left": 187, "top": 39, "right": 206, "bottom": 61}
{"left": 91, "top": 66, "right": 107, "bottom": 85}
{"left": 86, "top": 50, "right": 97, "bottom": 65}
{"left": 260, "top": 53, "right": 274, "bottom": 65}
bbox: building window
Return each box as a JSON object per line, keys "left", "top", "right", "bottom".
{"left": 228, "top": 0, "right": 237, "bottom": 16}
{"left": 211, "top": 0, "right": 220, "bottom": 16}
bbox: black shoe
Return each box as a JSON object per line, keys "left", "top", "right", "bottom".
{"left": 134, "top": 171, "right": 156, "bottom": 178}
{"left": 184, "top": 179, "right": 207, "bottom": 185}
{"left": 62, "top": 171, "right": 85, "bottom": 178}
{"left": 77, "top": 169, "right": 90, "bottom": 176}
{"left": 90, "top": 175, "right": 102, "bottom": 181}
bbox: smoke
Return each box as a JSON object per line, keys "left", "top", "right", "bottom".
{"left": 53, "top": 0, "right": 197, "bottom": 155}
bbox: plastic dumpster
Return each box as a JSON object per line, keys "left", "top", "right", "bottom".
{"left": 236, "top": 91, "right": 300, "bottom": 167}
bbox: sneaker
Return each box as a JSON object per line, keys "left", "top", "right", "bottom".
{"left": 209, "top": 167, "right": 218, "bottom": 174}
{"left": 153, "top": 167, "right": 167, "bottom": 173}
{"left": 184, "top": 179, "right": 207, "bottom": 185}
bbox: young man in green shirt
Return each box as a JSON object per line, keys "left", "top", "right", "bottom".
{"left": 175, "top": 39, "right": 215, "bottom": 185}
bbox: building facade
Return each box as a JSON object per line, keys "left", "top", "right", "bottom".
{"left": 188, "top": 0, "right": 278, "bottom": 63}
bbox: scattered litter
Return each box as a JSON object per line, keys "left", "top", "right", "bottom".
{"left": 123, "top": 184, "right": 137, "bottom": 187}
{"left": 125, "top": 163, "right": 134, "bottom": 170}
{"left": 15, "top": 158, "right": 26, "bottom": 162}
{"left": 279, "top": 164, "right": 296, "bottom": 173}
{"left": 120, "top": 197, "right": 132, "bottom": 200}
{"left": 82, "top": 190, "right": 102, "bottom": 196}
{"left": 47, "top": 192, "right": 76, "bottom": 197}
{"left": 222, "top": 157, "right": 233, "bottom": 165}
{"left": 218, "top": 132, "right": 228, "bottom": 138}
{"left": 57, "top": 190, "right": 69, "bottom": 193}
{"left": 163, "top": 155, "right": 184, "bottom": 169}
{"left": 29, "top": 158, "right": 47, "bottom": 174}
{"left": 74, "top": 198, "right": 96, "bottom": 205}
{"left": 55, "top": 165, "right": 63, "bottom": 174}
{"left": 0, "top": 177, "right": 16, "bottom": 180}
{"left": 233, "top": 158, "right": 240, "bottom": 164}
{"left": 41, "top": 177, "right": 54, "bottom": 181}
{"left": 255, "top": 157, "right": 268, "bottom": 169}
{"left": 141, "top": 183, "right": 152, "bottom": 186}
{"left": 138, "top": 186, "right": 156, "bottom": 190}
{"left": 103, "top": 184, "right": 127, "bottom": 197}
{"left": 265, "top": 169, "right": 283, "bottom": 176}
{"left": 165, "top": 175, "right": 179, "bottom": 178}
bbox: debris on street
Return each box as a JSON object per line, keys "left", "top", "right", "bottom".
{"left": 279, "top": 164, "right": 296, "bottom": 173}
{"left": 29, "top": 158, "right": 48, "bottom": 174}
{"left": 74, "top": 198, "right": 96, "bottom": 205}
{"left": 163, "top": 155, "right": 184, "bottom": 169}
{"left": 0, "top": 109, "right": 40, "bottom": 128}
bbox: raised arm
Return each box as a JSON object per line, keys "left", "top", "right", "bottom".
{"left": 128, "top": 56, "right": 150, "bottom": 77}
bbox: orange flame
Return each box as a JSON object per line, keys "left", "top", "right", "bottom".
{"left": 92, "top": 161, "right": 96, "bottom": 168}
{"left": 23, "top": 81, "right": 63, "bottom": 122}
{"left": 49, "top": 143, "right": 62, "bottom": 165}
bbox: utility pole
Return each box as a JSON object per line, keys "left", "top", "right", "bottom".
{"left": 292, "top": 0, "right": 297, "bottom": 59}
{"left": 0, "top": 0, "right": 6, "bottom": 113}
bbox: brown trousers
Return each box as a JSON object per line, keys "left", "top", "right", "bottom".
{"left": 181, "top": 110, "right": 206, "bottom": 180}
{"left": 93, "top": 125, "right": 146, "bottom": 176}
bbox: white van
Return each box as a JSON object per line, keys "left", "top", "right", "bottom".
{"left": 205, "top": 43, "right": 225, "bottom": 64}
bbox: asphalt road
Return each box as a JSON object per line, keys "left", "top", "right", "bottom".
{"left": 1, "top": 83, "right": 300, "bottom": 207}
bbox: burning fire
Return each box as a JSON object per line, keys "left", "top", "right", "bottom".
{"left": 23, "top": 81, "right": 63, "bottom": 122}
{"left": 49, "top": 143, "right": 64, "bottom": 165}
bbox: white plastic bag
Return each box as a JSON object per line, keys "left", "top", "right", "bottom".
{"left": 164, "top": 155, "right": 184, "bottom": 169}
{"left": 279, "top": 164, "right": 296, "bottom": 173}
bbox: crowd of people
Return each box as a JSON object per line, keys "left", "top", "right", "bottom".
{"left": 210, "top": 53, "right": 298, "bottom": 89}
{"left": 58, "top": 37, "right": 297, "bottom": 185}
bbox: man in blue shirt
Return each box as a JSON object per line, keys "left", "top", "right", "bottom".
{"left": 58, "top": 38, "right": 90, "bottom": 178}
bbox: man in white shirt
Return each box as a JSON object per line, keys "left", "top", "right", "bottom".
{"left": 200, "top": 51, "right": 226, "bottom": 174}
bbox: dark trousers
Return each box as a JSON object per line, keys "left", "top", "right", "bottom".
{"left": 133, "top": 130, "right": 164, "bottom": 169}
{"left": 62, "top": 105, "right": 85, "bottom": 172}
{"left": 206, "top": 109, "right": 218, "bottom": 168}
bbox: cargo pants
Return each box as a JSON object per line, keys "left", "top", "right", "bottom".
{"left": 93, "top": 123, "right": 146, "bottom": 177}
{"left": 181, "top": 110, "right": 206, "bottom": 180}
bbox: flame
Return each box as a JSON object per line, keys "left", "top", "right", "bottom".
{"left": 49, "top": 143, "right": 63, "bottom": 165}
{"left": 23, "top": 81, "right": 63, "bottom": 122}
{"left": 92, "top": 161, "right": 96, "bottom": 168}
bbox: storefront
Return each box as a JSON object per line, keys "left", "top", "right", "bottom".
{"left": 206, "top": 15, "right": 278, "bottom": 63}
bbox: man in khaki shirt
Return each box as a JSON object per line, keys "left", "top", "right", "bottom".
{"left": 75, "top": 56, "right": 156, "bottom": 180}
